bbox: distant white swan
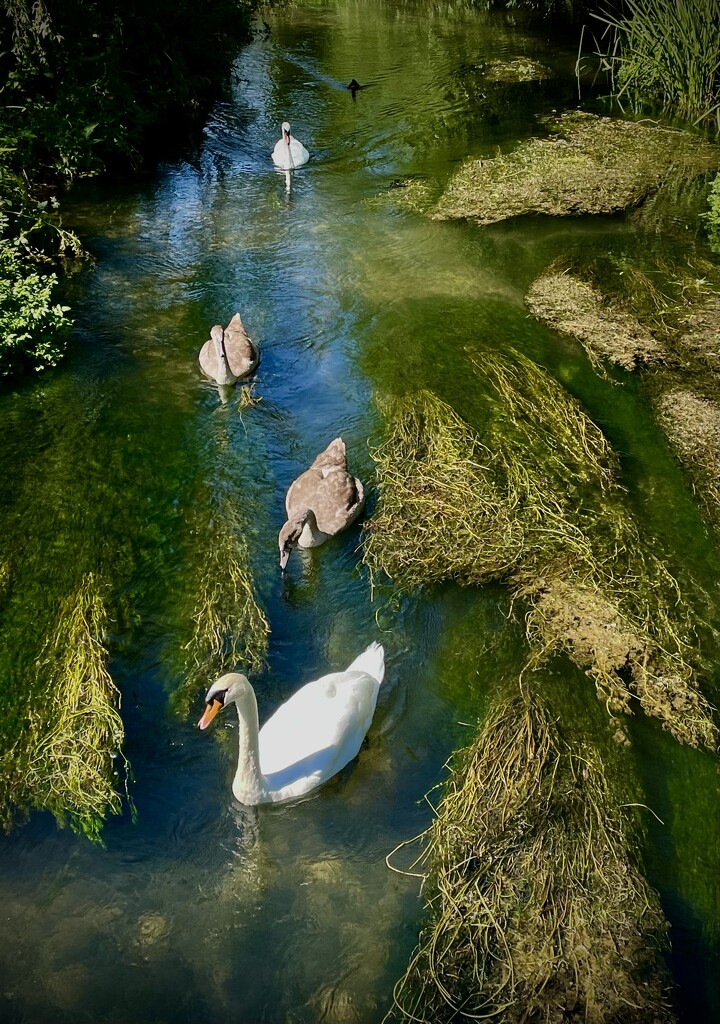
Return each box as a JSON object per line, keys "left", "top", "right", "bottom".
{"left": 272, "top": 121, "right": 310, "bottom": 169}
{"left": 198, "top": 642, "right": 385, "bottom": 804}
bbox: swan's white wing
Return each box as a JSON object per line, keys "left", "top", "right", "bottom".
{"left": 271, "top": 140, "right": 290, "bottom": 168}
{"left": 258, "top": 670, "right": 379, "bottom": 785}
{"left": 271, "top": 137, "right": 309, "bottom": 169}
{"left": 290, "top": 139, "right": 310, "bottom": 166}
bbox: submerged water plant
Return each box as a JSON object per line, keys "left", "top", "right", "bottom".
{"left": 387, "top": 687, "right": 674, "bottom": 1024}
{"left": 0, "top": 572, "right": 127, "bottom": 842}
{"left": 173, "top": 501, "right": 269, "bottom": 717}
{"left": 363, "top": 389, "right": 523, "bottom": 590}
{"left": 364, "top": 351, "right": 717, "bottom": 748}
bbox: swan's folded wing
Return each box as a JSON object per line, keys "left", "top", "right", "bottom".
{"left": 310, "top": 438, "right": 346, "bottom": 471}
{"left": 224, "top": 314, "right": 257, "bottom": 376}
{"left": 285, "top": 467, "right": 324, "bottom": 516}
{"left": 258, "top": 670, "right": 378, "bottom": 779}
{"left": 311, "top": 472, "right": 363, "bottom": 534}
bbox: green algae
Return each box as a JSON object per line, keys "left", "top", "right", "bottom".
{"left": 433, "top": 111, "right": 718, "bottom": 224}
{"left": 364, "top": 350, "right": 717, "bottom": 748}
{"left": 386, "top": 682, "right": 675, "bottom": 1024}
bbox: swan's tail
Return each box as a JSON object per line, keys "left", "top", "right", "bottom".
{"left": 346, "top": 641, "right": 385, "bottom": 684}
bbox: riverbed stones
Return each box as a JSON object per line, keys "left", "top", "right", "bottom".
{"left": 433, "top": 111, "right": 717, "bottom": 223}
{"left": 526, "top": 271, "right": 664, "bottom": 370}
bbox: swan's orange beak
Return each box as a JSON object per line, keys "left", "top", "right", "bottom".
{"left": 198, "top": 698, "right": 223, "bottom": 730}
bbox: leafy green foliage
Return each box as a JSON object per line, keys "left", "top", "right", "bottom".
{"left": 593, "top": 0, "right": 720, "bottom": 128}
{"left": 703, "top": 171, "right": 720, "bottom": 253}
{"left": 1, "top": 0, "right": 256, "bottom": 180}
{"left": 0, "top": 0, "right": 256, "bottom": 379}
{"left": 0, "top": 240, "right": 72, "bottom": 376}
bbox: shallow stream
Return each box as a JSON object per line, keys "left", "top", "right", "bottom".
{"left": 0, "top": 2, "right": 718, "bottom": 1021}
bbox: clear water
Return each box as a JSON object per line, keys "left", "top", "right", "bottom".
{"left": 0, "top": 1, "right": 718, "bottom": 1021}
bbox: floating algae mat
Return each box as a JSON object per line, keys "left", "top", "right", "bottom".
{"left": 656, "top": 390, "right": 720, "bottom": 531}
{"left": 431, "top": 110, "right": 718, "bottom": 223}
{"left": 387, "top": 685, "right": 674, "bottom": 1024}
{"left": 364, "top": 351, "right": 717, "bottom": 748}
{"left": 0, "top": 572, "right": 126, "bottom": 842}
{"left": 172, "top": 499, "right": 269, "bottom": 717}
{"left": 526, "top": 270, "right": 665, "bottom": 371}
{"left": 525, "top": 253, "right": 720, "bottom": 375}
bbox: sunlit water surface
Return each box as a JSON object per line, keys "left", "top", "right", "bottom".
{"left": 0, "top": 2, "right": 719, "bottom": 1021}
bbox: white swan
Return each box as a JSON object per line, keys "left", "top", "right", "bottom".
{"left": 198, "top": 314, "right": 259, "bottom": 386}
{"left": 279, "top": 437, "right": 365, "bottom": 569}
{"left": 198, "top": 642, "right": 385, "bottom": 805}
{"left": 271, "top": 121, "right": 310, "bottom": 169}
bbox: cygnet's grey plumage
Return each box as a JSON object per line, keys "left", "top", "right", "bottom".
{"left": 278, "top": 438, "right": 365, "bottom": 568}
{"left": 198, "top": 314, "right": 259, "bottom": 385}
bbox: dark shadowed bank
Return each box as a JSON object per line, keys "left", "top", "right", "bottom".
{"left": 3, "top": 0, "right": 718, "bottom": 377}
{"left": 0, "top": 0, "right": 258, "bottom": 377}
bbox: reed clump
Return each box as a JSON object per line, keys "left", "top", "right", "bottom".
{"left": 0, "top": 572, "right": 127, "bottom": 842}
{"left": 593, "top": 0, "right": 720, "bottom": 129}
{"left": 173, "top": 502, "right": 269, "bottom": 716}
{"left": 387, "top": 690, "right": 674, "bottom": 1024}
{"left": 365, "top": 351, "right": 717, "bottom": 748}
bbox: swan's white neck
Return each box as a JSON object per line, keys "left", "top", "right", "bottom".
{"left": 231, "top": 688, "right": 269, "bottom": 804}
{"left": 212, "top": 329, "right": 236, "bottom": 386}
